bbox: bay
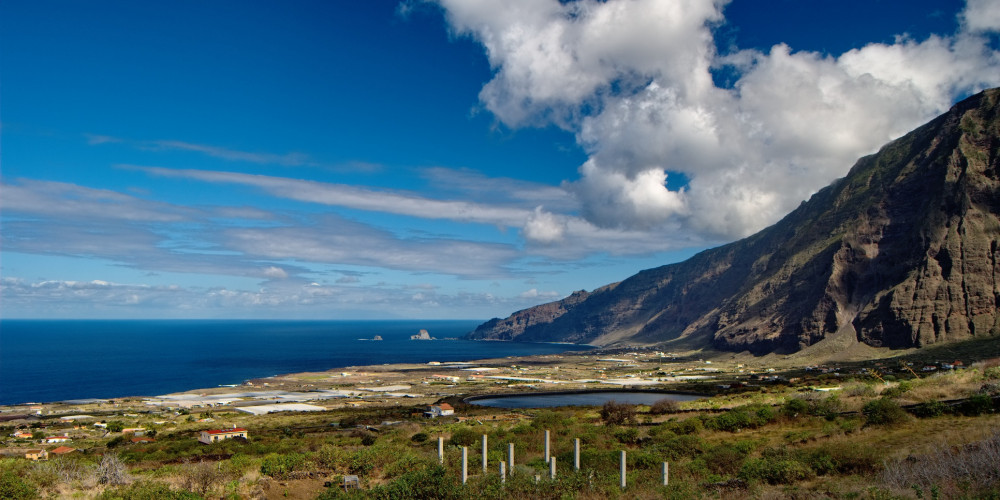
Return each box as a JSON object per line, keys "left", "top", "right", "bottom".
{"left": 0, "top": 320, "right": 590, "bottom": 405}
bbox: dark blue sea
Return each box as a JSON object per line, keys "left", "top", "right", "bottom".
{"left": 0, "top": 320, "right": 590, "bottom": 405}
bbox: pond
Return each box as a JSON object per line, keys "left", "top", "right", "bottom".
{"left": 466, "top": 390, "right": 704, "bottom": 409}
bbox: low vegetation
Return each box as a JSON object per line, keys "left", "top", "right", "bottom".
{"left": 3, "top": 359, "right": 1000, "bottom": 499}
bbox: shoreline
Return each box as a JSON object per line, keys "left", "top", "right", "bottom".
{"left": 0, "top": 345, "right": 740, "bottom": 416}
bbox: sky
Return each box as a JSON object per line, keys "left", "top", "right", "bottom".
{"left": 2, "top": 0, "right": 999, "bottom": 320}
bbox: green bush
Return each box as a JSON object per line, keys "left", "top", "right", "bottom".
{"left": 613, "top": 427, "right": 640, "bottom": 444}
{"left": 410, "top": 432, "right": 429, "bottom": 443}
{"left": 447, "top": 427, "right": 478, "bottom": 447}
{"left": 600, "top": 401, "right": 637, "bottom": 426}
{"left": 706, "top": 403, "right": 777, "bottom": 432}
{"left": 704, "top": 444, "right": 748, "bottom": 475}
{"left": 782, "top": 398, "right": 810, "bottom": 418}
{"left": 912, "top": 400, "right": 949, "bottom": 418}
{"left": 959, "top": 394, "right": 996, "bottom": 416}
{"left": 0, "top": 468, "right": 37, "bottom": 500}
{"left": 862, "top": 398, "right": 909, "bottom": 426}
{"left": 96, "top": 480, "right": 202, "bottom": 500}
{"left": 259, "top": 452, "right": 305, "bottom": 479}
{"left": 738, "top": 456, "right": 813, "bottom": 485}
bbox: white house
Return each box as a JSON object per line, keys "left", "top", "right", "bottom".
{"left": 424, "top": 403, "right": 455, "bottom": 418}
{"left": 198, "top": 427, "right": 248, "bottom": 444}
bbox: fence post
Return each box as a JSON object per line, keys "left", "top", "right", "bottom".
{"left": 508, "top": 442, "right": 514, "bottom": 473}
{"left": 662, "top": 461, "right": 669, "bottom": 486}
{"left": 438, "top": 437, "right": 444, "bottom": 464}
{"left": 574, "top": 438, "right": 580, "bottom": 471}
{"left": 620, "top": 450, "right": 626, "bottom": 490}
{"left": 500, "top": 460, "right": 506, "bottom": 483}
{"left": 482, "top": 434, "right": 488, "bottom": 473}
{"left": 550, "top": 456, "right": 557, "bottom": 479}
{"left": 462, "top": 447, "right": 468, "bottom": 485}
{"left": 544, "top": 429, "right": 550, "bottom": 463}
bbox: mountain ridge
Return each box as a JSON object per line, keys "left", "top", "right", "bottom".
{"left": 469, "top": 88, "right": 1000, "bottom": 354}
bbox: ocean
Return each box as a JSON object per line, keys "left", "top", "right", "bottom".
{"left": 0, "top": 320, "right": 591, "bottom": 405}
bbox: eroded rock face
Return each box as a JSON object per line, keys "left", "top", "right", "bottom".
{"left": 469, "top": 89, "right": 1000, "bottom": 353}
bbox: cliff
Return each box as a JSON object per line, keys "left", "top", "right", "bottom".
{"left": 469, "top": 89, "right": 1000, "bottom": 354}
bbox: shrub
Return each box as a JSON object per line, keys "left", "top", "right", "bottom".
{"left": 106, "top": 421, "right": 126, "bottom": 433}
{"left": 706, "top": 403, "right": 777, "bottom": 432}
{"left": 259, "top": 452, "right": 305, "bottom": 479}
{"left": 345, "top": 464, "right": 460, "bottom": 500}
{"left": 410, "top": 432, "right": 429, "bottom": 443}
{"left": 613, "top": 427, "right": 640, "bottom": 445}
{"left": 0, "top": 468, "right": 37, "bottom": 500}
{"left": 738, "top": 455, "right": 813, "bottom": 485}
{"left": 649, "top": 398, "right": 680, "bottom": 415}
{"left": 862, "top": 398, "right": 909, "bottom": 426}
{"left": 704, "top": 445, "right": 748, "bottom": 475}
{"left": 447, "top": 427, "right": 478, "bottom": 447}
{"left": 96, "top": 480, "right": 201, "bottom": 500}
{"left": 782, "top": 398, "right": 810, "bottom": 418}
{"left": 959, "top": 394, "right": 995, "bottom": 416}
{"left": 600, "top": 401, "right": 636, "bottom": 426}
{"left": 912, "top": 400, "right": 948, "bottom": 418}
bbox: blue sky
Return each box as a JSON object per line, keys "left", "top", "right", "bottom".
{"left": 2, "top": 0, "right": 998, "bottom": 320}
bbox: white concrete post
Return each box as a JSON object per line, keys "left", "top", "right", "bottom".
{"left": 574, "top": 438, "right": 580, "bottom": 471}
{"left": 438, "top": 437, "right": 444, "bottom": 464}
{"left": 620, "top": 451, "right": 626, "bottom": 490}
{"left": 508, "top": 442, "right": 514, "bottom": 473}
{"left": 662, "top": 461, "right": 669, "bottom": 486}
{"left": 500, "top": 461, "right": 506, "bottom": 483}
{"left": 550, "top": 456, "right": 556, "bottom": 480}
{"left": 462, "top": 447, "right": 468, "bottom": 485}
{"left": 482, "top": 434, "right": 488, "bottom": 472}
{"left": 544, "top": 429, "right": 550, "bottom": 463}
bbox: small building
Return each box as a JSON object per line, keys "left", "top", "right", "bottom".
{"left": 43, "top": 436, "right": 70, "bottom": 444}
{"left": 25, "top": 449, "right": 48, "bottom": 461}
{"left": 424, "top": 403, "right": 455, "bottom": 418}
{"left": 198, "top": 427, "right": 248, "bottom": 444}
{"left": 11, "top": 431, "right": 33, "bottom": 439}
{"left": 51, "top": 446, "right": 77, "bottom": 455}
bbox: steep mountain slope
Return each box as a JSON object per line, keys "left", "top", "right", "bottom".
{"left": 470, "top": 89, "right": 1000, "bottom": 354}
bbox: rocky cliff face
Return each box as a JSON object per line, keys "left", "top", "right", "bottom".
{"left": 469, "top": 89, "right": 1000, "bottom": 353}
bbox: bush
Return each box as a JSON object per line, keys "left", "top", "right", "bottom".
{"left": 259, "top": 452, "right": 305, "bottom": 479}
{"left": 447, "top": 427, "right": 478, "bottom": 447}
{"left": 782, "top": 398, "right": 810, "bottom": 418}
{"left": 862, "top": 398, "right": 909, "bottom": 426}
{"left": 649, "top": 398, "right": 680, "bottom": 415}
{"left": 738, "top": 455, "right": 813, "bottom": 485}
{"left": 959, "top": 394, "right": 996, "bottom": 416}
{"left": 613, "top": 427, "right": 640, "bottom": 444}
{"left": 706, "top": 403, "right": 777, "bottom": 432}
{"left": 96, "top": 480, "right": 201, "bottom": 500}
{"left": 106, "top": 421, "right": 126, "bottom": 433}
{"left": 600, "top": 401, "right": 636, "bottom": 426}
{"left": 0, "top": 468, "right": 37, "bottom": 500}
{"left": 346, "top": 465, "right": 460, "bottom": 500}
{"left": 410, "top": 432, "right": 429, "bottom": 443}
{"left": 912, "top": 400, "right": 948, "bottom": 418}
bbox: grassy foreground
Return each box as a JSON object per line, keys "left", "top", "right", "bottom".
{"left": 3, "top": 357, "right": 1000, "bottom": 499}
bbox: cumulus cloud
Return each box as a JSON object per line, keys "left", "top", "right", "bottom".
{"left": 434, "top": 0, "right": 1000, "bottom": 238}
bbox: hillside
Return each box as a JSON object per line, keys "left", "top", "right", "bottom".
{"left": 469, "top": 89, "right": 1000, "bottom": 354}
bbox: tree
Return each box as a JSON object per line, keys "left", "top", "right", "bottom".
{"left": 106, "top": 421, "right": 125, "bottom": 433}
{"left": 98, "top": 453, "right": 130, "bottom": 486}
{"left": 600, "top": 401, "right": 637, "bottom": 426}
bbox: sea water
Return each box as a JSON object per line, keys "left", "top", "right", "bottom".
{"left": 0, "top": 320, "right": 590, "bottom": 405}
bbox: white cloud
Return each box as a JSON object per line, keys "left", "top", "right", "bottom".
{"left": 434, "top": 0, "right": 1000, "bottom": 239}
{"left": 962, "top": 0, "right": 1000, "bottom": 33}
{"left": 262, "top": 266, "right": 288, "bottom": 279}
{"left": 523, "top": 206, "right": 566, "bottom": 244}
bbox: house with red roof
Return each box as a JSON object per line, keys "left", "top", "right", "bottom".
{"left": 198, "top": 427, "right": 248, "bottom": 444}
{"left": 51, "top": 446, "right": 77, "bottom": 455}
{"left": 424, "top": 403, "right": 455, "bottom": 418}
